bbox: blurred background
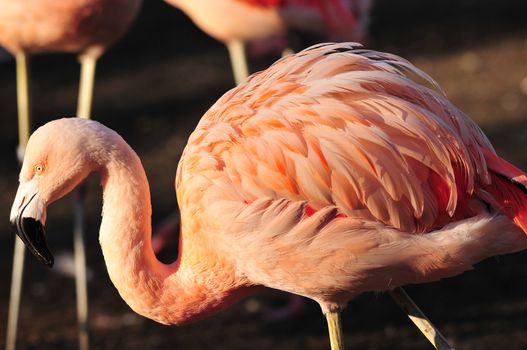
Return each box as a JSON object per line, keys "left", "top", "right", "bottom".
{"left": 0, "top": 0, "right": 527, "bottom": 349}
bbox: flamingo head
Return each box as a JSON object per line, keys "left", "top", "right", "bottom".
{"left": 10, "top": 118, "right": 103, "bottom": 267}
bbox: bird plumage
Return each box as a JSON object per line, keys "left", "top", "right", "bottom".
{"left": 179, "top": 43, "right": 494, "bottom": 233}
{"left": 0, "top": 0, "right": 141, "bottom": 57}
{"left": 11, "top": 43, "right": 527, "bottom": 329}
{"left": 167, "top": 0, "right": 365, "bottom": 44}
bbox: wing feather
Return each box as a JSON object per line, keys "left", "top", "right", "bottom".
{"left": 178, "top": 43, "right": 493, "bottom": 233}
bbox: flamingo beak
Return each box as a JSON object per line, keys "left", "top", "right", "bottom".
{"left": 10, "top": 179, "right": 53, "bottom": 267}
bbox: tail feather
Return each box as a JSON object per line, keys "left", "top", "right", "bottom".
{"left": 480, "top": 149, "right": 527, "bottom": 234}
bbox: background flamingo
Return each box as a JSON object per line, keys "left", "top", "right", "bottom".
{"left": 0, "top": 1, "right": 142, "bottom": 349}
{"left": 166, "top": 0, "right": 372, "bottom": 84}
{"left": 10, "top": 43, "right": 527, "bottom": 350}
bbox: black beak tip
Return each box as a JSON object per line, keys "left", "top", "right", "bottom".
{"left": 11, "top": 217, "right": 54, "bottom": 268}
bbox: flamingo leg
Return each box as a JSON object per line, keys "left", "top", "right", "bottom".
{"left": 325, "top": 311, "right": 345, "bottom": 350}
{"left": 389, "top": 287, "right": 453, "bottom": 350}
{"left": 6, "top": 52, "right": 32, "bottom": 350}
{"left": 77, "top": 54, "right": 97, "bottom": 119}
{"left": 6, "top": 239, "right": 25, "bottom": 350}
{"left": 73, "top": 53, "right": 98, "bottom": 350}
{"left": 73, "top": 184, "right": 89, "bottom": 350}
{"left": 226, "top": 40, "right": 249, "bottom": 85}
{"left": 15, "top": 53, "right": 31, "bottom": 154}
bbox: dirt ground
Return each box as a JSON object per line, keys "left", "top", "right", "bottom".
{"left": 1, "top": 0, "right": 527, "bottom": 349}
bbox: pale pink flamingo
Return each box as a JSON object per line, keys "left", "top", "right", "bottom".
{"left": 166, "top": 0, "right": 371, "bottom": 84}
{"left": 0, "top": 1, "right": 142, "bottom": 349}
{"left": 10, "top": 43, "right": 527, "bottom": 350}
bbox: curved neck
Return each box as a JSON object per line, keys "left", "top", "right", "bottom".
{"left": 97, "top": 138, "right": 253, "bottom": 324}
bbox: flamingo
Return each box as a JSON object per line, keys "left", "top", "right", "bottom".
{"left": 0, "top": 1, "right": 142, "bottom": 349}
{"left": 166, "top": 0, "right": 371, "bottom": 84}
{"left": 10, "top": 43, "right": 527, "bottom": 350}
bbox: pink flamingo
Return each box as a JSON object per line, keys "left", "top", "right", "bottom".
{"left": 166, "top": 0, "right": 372, "bottom": 84}
{"left": 0, "top": 1, "right": 141, "bottom": 349}
{"left": 10, "top": 43, "right": 527, "bottom": 350}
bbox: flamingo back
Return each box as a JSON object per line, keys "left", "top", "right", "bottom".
{"left": 178, "top": 43, "right": 495, "bottom": 234}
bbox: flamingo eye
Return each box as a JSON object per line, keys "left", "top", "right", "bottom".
{"left": 35, "top": 164, "right": 45, "bottom": 175}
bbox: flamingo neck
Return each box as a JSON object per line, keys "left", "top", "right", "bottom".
{"left": 97, "top": 137, "right": 253, "bottom": 325}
